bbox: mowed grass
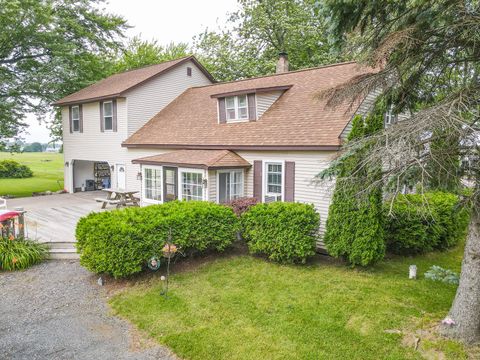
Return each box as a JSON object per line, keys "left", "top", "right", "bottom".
{"left": 110, "top": 244, "right": 470, "bottom": 360}
{"left": 0, "top": 152, "right": 64, "bottom": 197}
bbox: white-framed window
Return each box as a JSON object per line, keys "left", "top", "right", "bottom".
{"left": 143, "top": 166, "right": 162, "bottom": 203}
{"left": 103, "top": 101, "right": 113, "bottom": 131}
{"left": 180, "top": 169, "right": 204, "bottom": 201}
{"left": 217, "top": 169, "right": 244, "bottom": 203}
{"left": 264, "top": 161, "right": 284, "bottom": 203}
{"left": 385, "top": 104, "right": 396, "bottom": 126}
{"left": 225, "top": 95, "right": 249, "bottom": 121}
{"left": 71, "top": 105, "right": 80, "bottom": 132}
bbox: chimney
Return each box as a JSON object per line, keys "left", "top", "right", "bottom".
{"left": 276, "top": 52, "right": 289, "bottom": 74}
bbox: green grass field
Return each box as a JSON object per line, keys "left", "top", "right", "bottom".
{"left": 0, "top": 152, "right": 64, "bottom": 198}
{"left": 111, "top": 245, "right": 474, "bottom": 360}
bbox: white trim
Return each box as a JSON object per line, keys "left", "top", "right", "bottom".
{"left": 178, "top": 167, "right": 206, "bottom": 201}
{"left": 262, "top": 160, "right": 285, "bottom": 203}
{"left": 216, "top": 169, "right": 245, "bottom": 203}
{"left": 254, "top": 93, "right": 258, "bottom": 120}
{"left": 102, "top": 100, "right": 114, "bottom": 131}
{"left": 142, "top": 165, "right": 163, "bottom": 204}
{"left": 225, "top": 95, "right": 249, "bottom": 123}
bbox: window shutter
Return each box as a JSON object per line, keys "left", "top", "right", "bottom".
{"left": 253, "top": 160, "right": 262, "bottom": 201}
{"left": 218, "top": 97, "right": 226, "bottom": 124}
{"left": 284, "top": 161, "right": 295, "bottom": 202}
{"left": 79, "top": 105, "right": 83, "bottom": 133}
{"left": 112, "top": 99, "right": 117, "bottom": 132}
{"left": 247, "top": 93, "right": 257, "bottom": 121}
{"left": 68, "top": 106, "right": 73, "bottom": 133}
{"left": 99, "top": 101, "right": 104, "bottom": 132}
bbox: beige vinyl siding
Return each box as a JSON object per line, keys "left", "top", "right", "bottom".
{"left": 125, "top": 60, "right": 212, "bottom": 136}
{"left": 208, "top": 170, "right": 217, "bottom": 202}
{"left": 256, "top": 90, "right": 284, "bottom": 119}
{"left": 236, "top": 150, "right": 336, "bottom": 248}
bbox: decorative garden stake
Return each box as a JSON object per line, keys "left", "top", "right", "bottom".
{"left": 161, "top": 229, "right": 179, "bottom": 297}
{"left": 409, "top": 265, "right": 417, "bottom": 279}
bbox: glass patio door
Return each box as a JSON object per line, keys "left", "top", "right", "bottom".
{"left": 163, "top": 167, "right": 178, "bottom": 202}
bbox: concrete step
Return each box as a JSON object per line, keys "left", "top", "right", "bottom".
{"left": 42, "top": 241, "right": 77, "bottom": 250}
{"left": 49, "top": 248, "right": 79, "bottom": 260}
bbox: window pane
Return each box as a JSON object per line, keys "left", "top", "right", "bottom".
{"left": 238, "top": 107, "right": 248, "bottom": 119}
{"left": 227, "top": 109, "right": 236, "bottom": 120}
{"left": 266, "top": 163, "right": 282, "bottom": 199}
{"left": 219, "top": 172, "right": 228, "bottom": 203}
{"left": 237, "top": 95, "right": 247, "bottom": 107}
{"left": 226, "top": 97, "right": 235, "bottom": 109}
{"left": 73, "top": 119, "right": 80, "bottom": 132}
{"left": 104, "top": 102, "right": 113, "bottom": 116}
{"left": 104, "top": 116, "right": 113, "bottom": 130}
{"left": 182, "top": 172, "right": 203, "bottom": 201}
{"left": 72, "top": 106, "right": 79, "bottom": 120}
{"left": 144, "top": 168, "right": 161, "bottom": 201}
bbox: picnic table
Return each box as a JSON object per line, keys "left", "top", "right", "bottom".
{"left": 95, "top": 189, "right": 140, "bottom": 209}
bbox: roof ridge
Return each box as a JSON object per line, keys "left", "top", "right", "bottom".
{"left": 191, "top": 61, "right": 358, "bottom": 89}
{"left": 110, "top": 55, "right": 192, "bottom": 76}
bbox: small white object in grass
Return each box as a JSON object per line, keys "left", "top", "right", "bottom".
{"left": 160, "top": 276, "right": 166, "bottom": 281}
{"left": 97, "top": 277, "right": 104, "bottom": 286}
{"left": 409, "top": 265, "right": 417, "bottom": 279}
{"left": 442, "top": 316, "right": 456, "bottom": 326}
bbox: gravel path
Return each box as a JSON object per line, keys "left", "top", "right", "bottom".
{"left": 0, "top": 261, "right": 175, "bottom": 360}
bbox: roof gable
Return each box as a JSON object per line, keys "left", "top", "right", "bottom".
{"left": 123, "top": 62, "right": 376, "bottom": 150}
{"left": 53, "top": 56, "right": 215, "bottom": 106}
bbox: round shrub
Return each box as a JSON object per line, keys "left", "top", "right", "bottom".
{"left": 0, "top": 237, "right": 49, "bottom": 270}
{"left": 0, "top": 159, "right": 33, "bottom": 178}
{"left": 241, "top": 202, "right": 320, "bottom": 264}
{"left": 76, "top": 201, "right": 239, "bottom": 278}
{"left": 384, "top": 192, "right": 470, "bottom": 255}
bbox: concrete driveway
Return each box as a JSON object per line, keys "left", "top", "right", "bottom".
{"left": 0, "top": 261, "right": 175, "bottom": 360}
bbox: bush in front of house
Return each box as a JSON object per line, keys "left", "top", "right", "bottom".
{"left": 384, "top": 192, "right": 470, "bottom": 255}
{"left": 76, "top": 201, "right": 239, "bottom": 278}
{"left": 226, "top": 197, "right": 258, "bottom": 216}
{"left": 241, "top": 202, "right": 320, "bottom": 264}
{"left": 0, "top": 236, "right": 49, "bottom": 271}
{"left": 0, "top": 159, "right": 33, "bottom": 178}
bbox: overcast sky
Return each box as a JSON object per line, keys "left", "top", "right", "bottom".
{"left": 24, "top": 0, "right": 237, "bottom": 143}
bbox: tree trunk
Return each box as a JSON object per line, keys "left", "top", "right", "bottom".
{"left": 441, "top": 211, "right": 480, "bottom": 344}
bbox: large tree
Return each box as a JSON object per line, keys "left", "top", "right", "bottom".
{"left": 0, "top": 0, "right": 128, "bottom": 149}
{"left": 194, "top": 0, "right": 343, "bottom": 81}
{"left": 322, "top": 0, "right": 480, "bottom": 343}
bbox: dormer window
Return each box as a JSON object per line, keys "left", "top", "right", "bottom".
{"left": 385, "top": 104, "right": 397, "bottom": 126}
{"left": 225, "top": 95, "right": 249, "bottom": 121}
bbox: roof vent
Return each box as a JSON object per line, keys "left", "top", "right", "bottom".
{"left": 276, "top": 52, "right": 289, "bottom": 74}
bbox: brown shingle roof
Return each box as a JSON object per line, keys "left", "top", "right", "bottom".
{"left": 123, "top": 61, "right": 375, "bottom": 150}
{"left": 53, "top": 56, "right": 215, "bottom": 106}
{"left": 132, "top": 150, "right": 251, "bottom": 169}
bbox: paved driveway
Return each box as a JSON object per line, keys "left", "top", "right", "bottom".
{"left": 0, "top": 261, "right": 175, "bottom": 360}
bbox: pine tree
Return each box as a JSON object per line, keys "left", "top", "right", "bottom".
{"left": 324, "top": 105, "right": 385, "bottom": 266}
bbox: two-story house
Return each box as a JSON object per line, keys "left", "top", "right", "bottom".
{"left": 53, "top": 56, "right": 214, "bottom": 193}
{"left": 55, "top": 54, "right": 380, "bottom": 246}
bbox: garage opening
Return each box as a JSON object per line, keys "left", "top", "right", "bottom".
{"left": 72, "top": 160, "right": 111, "bottom": 192}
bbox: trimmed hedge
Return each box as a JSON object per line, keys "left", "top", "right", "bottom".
{"left": 384, "top": 192, "right": 470, "bottom": 255}
{"left": 0, "top": 159, "right": 33, "bottom": 178}
{"left": 241, "top": 202, "right": 320, "bottom": 264}
{"left": 76, "top": 201, "right": 239, "bottom": 278}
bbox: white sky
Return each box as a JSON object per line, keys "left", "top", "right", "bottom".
{"left": 24, "top": 0, "right": 237, "bottom": 143}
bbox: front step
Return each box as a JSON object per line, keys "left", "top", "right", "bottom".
{"left": 49, "top": 248, "right": 80, "bottom": 260}
{"left": 40, "top": 241, "right": 79, "bottom": 260}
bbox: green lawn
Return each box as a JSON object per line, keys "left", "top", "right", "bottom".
{"left": 0, "top": 152, "right": 64, "bottom": 197}
{"left": 110, "top": 245, "right": 471, "bottom": 360}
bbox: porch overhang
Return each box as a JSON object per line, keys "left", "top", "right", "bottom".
{"left": 132, "top": 149, "right": 252, "bottom": 170}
